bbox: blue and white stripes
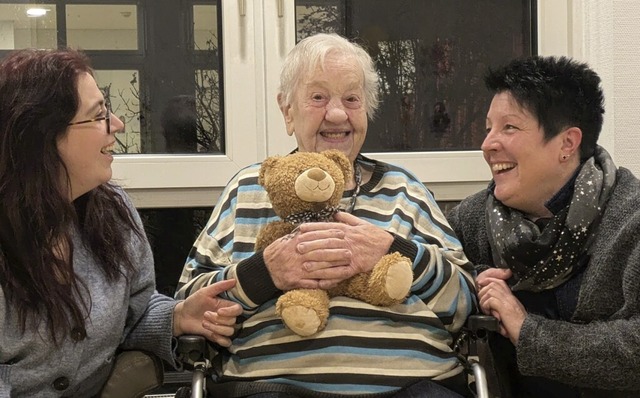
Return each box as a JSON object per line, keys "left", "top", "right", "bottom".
{"left": 175, "top": 156, "right": 476, "bottom": 395}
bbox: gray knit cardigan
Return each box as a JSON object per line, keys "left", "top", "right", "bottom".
{"left": 447, "top": 167, "right": 640, "bottom": 397}
{"left": 0, "top": 190, "right": 177, "bottom": 397}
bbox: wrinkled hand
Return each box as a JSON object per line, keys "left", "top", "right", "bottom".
{"left": 476, "top": 267, "right": 513, "bottom": 285}
{"left": 263, "top": 227, "right": 352, "bottom": 290}
{"left": 477, "top": 268, "right": 526, "bottom": 345}
{"left": 298, "top": 212, "right": 394, "bottom": 289}
{"left": 173, "top": 279, "right": 243, "bottom": 347}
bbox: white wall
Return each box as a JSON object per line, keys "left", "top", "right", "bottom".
{"left": 572, "top": 0, "right": 640, "bottom": 175}
{"left": 609, "top": 1, "right": 640, "bottom": 174}
{"left": 0, "top": 21, "right": 14, "bottom": 49}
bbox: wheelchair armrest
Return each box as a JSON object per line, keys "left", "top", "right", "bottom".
{"left": 100, "top": 350, "right": 163, "bottom": 398}
{"left": 176, "top": 334, "right": 208, "bottom": 371}
{"left": 175, "top": 335, "right": 211, "bottom": 398}
{"left": 461, "top": 315, "right": 507, "bottom": 398}
{"left": 467, "top": 314, "right": 500, "bottom": 335}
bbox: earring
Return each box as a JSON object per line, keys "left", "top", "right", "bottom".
{"left": 561, "top": 154, "right": 569, "bottom": 160}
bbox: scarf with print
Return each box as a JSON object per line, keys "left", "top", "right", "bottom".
{"left": 486, "top": 146, "right": 617, "bottom": 292}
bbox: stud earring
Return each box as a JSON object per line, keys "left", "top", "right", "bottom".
{"left": 562, "top": 154, "right": 568, "bottom": 160}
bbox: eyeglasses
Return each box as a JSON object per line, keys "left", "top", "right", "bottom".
{"left": 67, "top": 99, "right": 111, "bottom": 134}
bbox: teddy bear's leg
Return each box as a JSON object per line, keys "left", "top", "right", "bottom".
{"left": 339, "top": 252, "right": 413, "bottom": 306}
{"left": 378, "top": 253, "right": 414, "bottom": 303}
{"left": 275, "top": 289, "right": 330, "bottom": 337}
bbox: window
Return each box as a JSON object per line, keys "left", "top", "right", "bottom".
{"left": 0, "top": 0, "right": 579, "bottom": 319}
{"left": 0, "top": 0, "right": 576, "bottom": 206}
{"left": 293, "top": 1, "right": 534, "bottom": 153}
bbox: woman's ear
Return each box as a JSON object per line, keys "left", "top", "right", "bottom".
{"left": 277, "top": 93, "right": 294, "bottom": 136}
{"left": 561, "top": 126, "right": 582, "bottom": 158}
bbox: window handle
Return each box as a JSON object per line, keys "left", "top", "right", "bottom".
{"left": 239, "top": 0, "right": 246, "bottom": 16}
{"left": 277, "top": 0, "right": 284, "bottom": 17}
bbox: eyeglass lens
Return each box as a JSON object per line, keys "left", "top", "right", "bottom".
{"left": 105, "top": 99, "right": 111, "bottom": 134}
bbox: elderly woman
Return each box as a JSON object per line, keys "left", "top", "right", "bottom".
{"left": 0, "top": 48, "right": 242, "bottom": 397}
{"left": 175, "top": 33, "right": 476, "bottom": 397}
{"left": 447, "top": 56, "right": 640, "bottom": 397}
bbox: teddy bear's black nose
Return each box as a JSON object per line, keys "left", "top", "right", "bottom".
{"left": 307, "top": 168, "right": 327, "bottom": 181}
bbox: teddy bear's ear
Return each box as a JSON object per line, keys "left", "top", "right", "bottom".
{"left": 258, "top": 155, "right": 281, "bottom": 187}
{"left": 322, "top": 149, "right": 352, "bottom": 180}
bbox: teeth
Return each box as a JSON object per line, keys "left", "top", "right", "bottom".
{"left": 101, "top": 144, "right": 115, "bottom": 154}
{"left": 322, "top": 132, "right": 347, "bottom": 138}
{"left": 492, "top": 163, "right": 515, "bottom": 172}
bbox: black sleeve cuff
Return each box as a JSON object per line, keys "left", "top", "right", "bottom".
{"left": 236, "top": 250, "right": 281, "bottom": 304}
{"left": 388, "top": 233, "right": 420, "bottom": 262}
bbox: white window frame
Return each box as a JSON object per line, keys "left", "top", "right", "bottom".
{"left": 121, "top": 0, "right": 580, "bottom": 208}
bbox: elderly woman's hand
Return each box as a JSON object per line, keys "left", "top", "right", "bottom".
{"left": 173, "top": 279, "right": 243, "bottom": 347}
{"left": 297, "top": 212, "right": 394, "bottom": 289}
{"left": 477, "top": 269, "right": 527, "bottom": 345}
{"left": 263, "top": 227, "right": 353, "bottom": 290}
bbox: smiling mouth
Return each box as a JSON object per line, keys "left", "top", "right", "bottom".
{"left": 492, "top": 162, "right": 516, "bottom": 174}
{"left": 101, "top": 143, "right": 115, "bottom": 154}
{"left": 321, "top": 131, "right": 350, "bottom": 139}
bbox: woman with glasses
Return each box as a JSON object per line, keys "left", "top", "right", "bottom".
{"left": 0, "top": 48, "right": 242, "bottom": 397}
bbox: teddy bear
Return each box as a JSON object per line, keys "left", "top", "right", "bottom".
{"left": 255, "top": 149, "right": 413, "bottom": 337}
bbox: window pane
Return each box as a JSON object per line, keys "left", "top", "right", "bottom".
{"left": 94, "top": 70, "right": 142, "bottom": 154}
{"left": 295, "top": 0, "right": 534, "bottom": 152}
{"left": 295, "top": 2, "right": 344, "bottom": 39}
{"left": 0, "top": 4, "right": 56, "bottom": 49}
{"left": 188, "top": 4, "right": 224, "bottom": 155}
{"left": 194, "top": 69, "right": 223, "bottom": 153}
{"left": 66, "top": 4, "right": 138, "bottom": 50}
{"left": 193, "top": 4, "right": 217, "bottom": 50}
{"left": 1, "top": 2, "right": 225, "bottom": 157}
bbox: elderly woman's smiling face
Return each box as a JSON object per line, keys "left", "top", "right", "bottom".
{"left": 280, "top": 52, "right": 367, "bottom": 164}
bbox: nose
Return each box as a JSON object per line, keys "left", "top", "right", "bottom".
{"left": 307, "top": 168, "right": 327, "bottom": 181}
{"left": 481, "top": 129, "right": 498, "bottom": 153}
{"left": 110, "top": 113, "right": 125, "bottom": 134}
{"left": 325, "top": 101, "right": 348, "bottom": 123}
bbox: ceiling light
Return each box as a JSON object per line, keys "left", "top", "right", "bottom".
{"left": 26, "top": 8, "right": 49, "bottom": 17}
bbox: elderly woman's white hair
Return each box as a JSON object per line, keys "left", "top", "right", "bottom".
{"left": 278, "top": 33, "right": 380, "bottom": 119}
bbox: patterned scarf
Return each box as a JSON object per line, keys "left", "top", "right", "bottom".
{"left": 283, "top": 206, "right": 339, "bottom": 225}
{"left": 486, "top": 146, "right": 617, "bottom": 292}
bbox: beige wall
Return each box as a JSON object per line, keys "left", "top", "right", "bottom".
{"left": 578, "top": 0, "right": 640, "bottom": 175}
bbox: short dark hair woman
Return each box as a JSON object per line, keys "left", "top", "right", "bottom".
{"left": 448, "top": 55, "right": 640, "bottom": 397}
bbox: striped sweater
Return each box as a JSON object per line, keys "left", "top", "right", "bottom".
{"left": 175, "top": 155, "right": 476, "bottom": 396}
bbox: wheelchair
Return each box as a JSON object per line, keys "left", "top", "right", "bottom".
{"left": 99, "top": 349, "right": 165, "bottom": 398}
{"left": 164, "top": 314, "right": 500, "bottom": 398}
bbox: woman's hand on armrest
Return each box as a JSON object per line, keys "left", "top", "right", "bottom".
{"left": 172, "top": 279, "right": 243, "bottom": 347}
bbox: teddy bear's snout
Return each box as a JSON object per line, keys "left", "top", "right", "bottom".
{"left": 295, "top": 168, "right": 336, "bottom": 202}
{"left": 307, "top": 168, "right": 326, "bottom": 181}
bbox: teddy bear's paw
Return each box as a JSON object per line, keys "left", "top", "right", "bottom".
{"left": 384, "top": 258, "right": 413, "bottom": 300}
{"left": 281, "top": 306, "right": 325, "bottom": 337}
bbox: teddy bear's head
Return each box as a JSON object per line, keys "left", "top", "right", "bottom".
{"left": 258, "top": 150, "right": 352, "bottom": 221}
